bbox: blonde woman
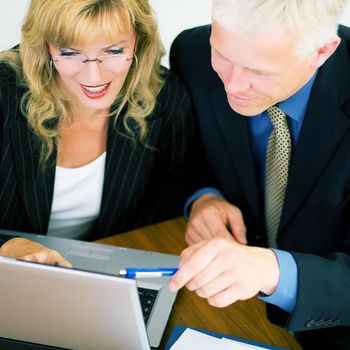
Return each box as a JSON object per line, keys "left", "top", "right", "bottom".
{"left": 0, "top": 0, "right": 194, "bottom": 266}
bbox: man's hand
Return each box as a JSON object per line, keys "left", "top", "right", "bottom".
{"left": 168, "top": 237, "right": 279, "bottom": 307}
{"left": 0, "top": 237, "right": 72, "bottom": 268}
{"left": 186, "top": 194, "right": 247, "bottom": 245}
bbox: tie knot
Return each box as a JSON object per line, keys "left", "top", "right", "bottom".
{"left": 267, "top": 105, "right": 287, "bottom": 130}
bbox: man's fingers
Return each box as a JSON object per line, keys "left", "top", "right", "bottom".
{"left": 195, "top": 270, "right": 236, "bottom": 300}
{"left": 185, "top": 226, "right": 207, "bottom": 245}
{"left": 186, "top": 195, "right": 247, "bottom": 245}
{"left": 185, "top": 255, "right": 225, "bottom": 292}
{"left": 169, "top": 238, "right": 230, "bottom": 292}
{"left": 168, "top": 240, "right": 217, "bottom": 291}
{"left": 227, "top": 209, "right": 247, "bottom": 244}
{"left": 178, "top": 240, "right": 207, "bottom": 268}
{"left": 186, "top": 215, "right": 217, "bottom": 244}
{"left": 207, "top": 284, "right": 240, "bottom": 308}
{"left": 203, "top": 212, "right": 233, "bottom": 239}
{"left": 186, "top": 208, "right": 233, "bottom": 245}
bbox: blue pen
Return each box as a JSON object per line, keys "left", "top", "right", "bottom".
{"left": 118, "top": 267, "right": 178, "bottom": 279}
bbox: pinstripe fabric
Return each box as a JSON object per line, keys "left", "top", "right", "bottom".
{"left": 0, "top": 64, "right": 194, "bottom": 242}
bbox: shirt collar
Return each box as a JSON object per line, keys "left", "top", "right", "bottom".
{"left": 278, "top": 70, "right": 318, "bottom": 123}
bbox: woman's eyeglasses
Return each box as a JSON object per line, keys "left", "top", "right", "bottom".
{"left": 51, "top": 53, "right": 134, "bottom": 72}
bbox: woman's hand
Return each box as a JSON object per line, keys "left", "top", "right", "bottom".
{"left": 0, "top": 237, "right": 72, "bottom": 268}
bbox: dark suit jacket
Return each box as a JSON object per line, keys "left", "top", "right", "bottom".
{"left": 170, "top": 25, "right": 350, "bottom": 349}
{"left": 0, "top": 64, "right": 195, "bottom": 243}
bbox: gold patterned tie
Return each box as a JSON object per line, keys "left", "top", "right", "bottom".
{"left": 264, "top": 105, "right": 291, "bottom": 248}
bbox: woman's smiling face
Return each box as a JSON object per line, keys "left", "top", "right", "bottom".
{"left": 49, "top": 32, "right": 136, "bottom": 116}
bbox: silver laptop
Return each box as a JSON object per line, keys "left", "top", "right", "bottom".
{"left": 0, "top": 230, "right": 180, "bottom": 350}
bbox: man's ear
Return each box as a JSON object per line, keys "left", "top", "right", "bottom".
{"left": 310, "top": 36, "right": 341, "bottom": 69}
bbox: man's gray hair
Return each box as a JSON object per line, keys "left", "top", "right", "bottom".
{"left": 212, "top": 0, "right": 349, "bottom": 56}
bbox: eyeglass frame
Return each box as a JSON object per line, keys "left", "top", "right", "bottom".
{"left": 50, "top": 52, "right": 134, "bottom": 67}
{"left": 49, "top": 37, "right": 138, "bottom": 71}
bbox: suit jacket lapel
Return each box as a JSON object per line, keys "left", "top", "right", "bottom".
{"left": 209, "top": 84, "right": 263, "bottom": 226}
{"left": 96, "top": 113, "right": 156, "bottom": 237}
{"left": 279, "top": 40, "right": 350, "bottom": 232}
{"left": 10, "top": 113, "right": 55, "bottom": 235}
{"left": 96, "top": 116, "right": 128, "bottom": 236}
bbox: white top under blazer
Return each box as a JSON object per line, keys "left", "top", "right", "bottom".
{"left": 47, "top": 152, "right": 106, "bottom": 240}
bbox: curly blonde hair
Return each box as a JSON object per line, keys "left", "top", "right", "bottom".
{"left": 0, "top": 0, "right": 165, "bottom": 164}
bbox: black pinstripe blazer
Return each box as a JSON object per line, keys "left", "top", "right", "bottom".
{"left": 0, "top": 64, "right": 194, "bottom": 242}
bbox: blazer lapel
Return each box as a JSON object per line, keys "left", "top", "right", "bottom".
{"left": 96, "top": 113, "right": 155, "bottom": 237}
{"left": 279, "top": 40, "right": 350, "bottom": 232}
{"left": 209, "top": 85, "right": 263, "bottom": 226}
{"left": 96, "top": 116, "right": 127, "bottom": 236}
{"left": 10, "top": 115, "right": 55, "bottom": 234}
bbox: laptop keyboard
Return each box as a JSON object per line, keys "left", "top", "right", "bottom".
{"left": 137, "top": 287, "right": 159, "bottom": 324}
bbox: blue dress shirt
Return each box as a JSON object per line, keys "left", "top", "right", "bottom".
{"left": 184, "top": 71, "right": 318, "bottom": 313}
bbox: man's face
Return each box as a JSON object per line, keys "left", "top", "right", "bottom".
{"left": 210, "top": 20, "right": 317, "bottom": 116}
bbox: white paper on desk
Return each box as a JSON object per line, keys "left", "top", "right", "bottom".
{"left": 220, "top": 337, "right": 269, "bottom": 350}
{"left": 170, "top": 328, "right": 223, "bottom": 349}
{"left": 170, "top": 328, "right": 270, "bottom": 350}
